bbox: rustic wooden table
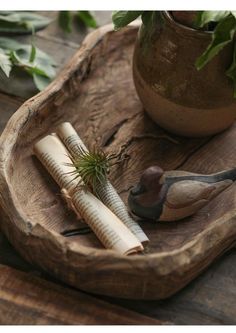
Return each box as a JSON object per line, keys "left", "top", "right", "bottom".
{"left": 0, "top": 11, "right": 236, "bottom": 325}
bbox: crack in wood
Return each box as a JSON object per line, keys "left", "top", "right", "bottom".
{"left": 36, "top": 34, "right": 80, "bottom": 49}
{"left": 101, "top": 118, "right": 129, "bottom": 147}
{"left": 118, "top": 186, "right": 133, "bottom": 196}
{"left": 117, "top": 133, "right": 179, "bottom": 158}
{"left": 175, "top": 136, "right": 215, "bottom": 171}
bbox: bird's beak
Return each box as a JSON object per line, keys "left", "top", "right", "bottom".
{"left": 130, "top": 183, "right": 146, "bottom": 196}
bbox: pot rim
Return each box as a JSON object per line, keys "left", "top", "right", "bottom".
{"left": 163, "top": 11, "right": 213, "bottom": 39}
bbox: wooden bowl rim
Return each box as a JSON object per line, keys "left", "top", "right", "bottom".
{"left": 0, "top": 23, "right": 235, "bottom": 273}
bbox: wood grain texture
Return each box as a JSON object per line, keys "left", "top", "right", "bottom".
{"left": 0, "top": 264, "right": 163, "bottom": 325}
{"left": 104, "top": 250, "right": 236, "bottom": 325}
{"left": 0, "top": 24, "right": 236, "bottom": 301}
{"left": 0, "top": 93, "right": 23, "bottom": 131}
{"left": 1, "top": 229, "right": 236, "bottom": 324}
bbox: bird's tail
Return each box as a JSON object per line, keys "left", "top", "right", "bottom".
{"left": 212, "top": 168, "right": 236, "bottom": 182}
{"left": 165, "top": 167, "right": 236, "bottom": 184}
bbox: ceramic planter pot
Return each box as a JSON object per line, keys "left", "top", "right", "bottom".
{"left": 133, "top": 12, "right": 236, "bottom": 137}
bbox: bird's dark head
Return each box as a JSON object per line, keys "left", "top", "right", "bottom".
{"left": 130, "top": 165, "right": 164, "bottom": 196}
{"left": 128, "top": 165, "right": 165, "bottom": 220}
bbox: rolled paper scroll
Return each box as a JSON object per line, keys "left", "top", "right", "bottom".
{"left": 57, "top": 122, "right": 149, "bottom": 245}
{"left": 34, "top": 134, "right": 143, "bottom": 255}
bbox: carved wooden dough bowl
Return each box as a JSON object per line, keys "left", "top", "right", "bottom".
{"left": 0, "top": 24, "right": 236, "bottom": 300}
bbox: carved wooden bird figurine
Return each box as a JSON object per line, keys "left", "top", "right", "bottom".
{"left": 128, "top": 166, "right": 236, "bottom": 222}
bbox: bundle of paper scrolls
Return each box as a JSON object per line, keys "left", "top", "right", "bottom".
{"left": 34, "top": 122, "right": 149, "bottom": 255}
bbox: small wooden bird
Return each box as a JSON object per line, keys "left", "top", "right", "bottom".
{"left": 128, "top": 166, "right": 236, "bottom": 222}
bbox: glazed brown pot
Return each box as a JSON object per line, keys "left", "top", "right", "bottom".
{"left": 133, "top": 11, "right": 236, "bottom": 137}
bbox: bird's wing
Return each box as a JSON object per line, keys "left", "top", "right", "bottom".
{"left": 159, "top": 179, "right": 232, "bottom": 221}
{"left": 165, "top": 179, "right": 232, "bottom": 209}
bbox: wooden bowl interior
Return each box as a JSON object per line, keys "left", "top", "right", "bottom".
{"left": 7, "top": 26, "right": 236, "bottom": 256}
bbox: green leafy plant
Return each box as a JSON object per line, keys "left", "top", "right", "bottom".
{"left": 0, "top": 49, "right": 11, "bottom": 77}
{"left": 0, "top": 11, "right": 51, "bottom": 34}
{"left": 0, "top": 37, "right": 56, "bottom": 91}
{"left": 58, "top": 11, "right": 73, "bottom": 33}
{"left": 0, "top": 11, "right": 98, "bottom": 95}
{"left": 195, "top": 12, "right": 236, "bottom": 69}
{"left": 77, "top": 11, "right": 98, "bottom": 29}
{"left": 112, "top": 11, "right": 143, "bottom": 30}
{"left": 112, "top": 11, "right": 236, "bottom": 97}
{"left": 59, "top": 11, "right": 98, "bottom": 33}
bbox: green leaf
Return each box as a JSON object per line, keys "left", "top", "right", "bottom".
{"left": 77, "top": 11, "right": 98, "bottom": 29}
{"left": 226, "top": 43, "right": 236, "bottom": 97}
{"left": 231, "top": 12, "right": 236, "bottom": 19}
{"left": 112, "top": 11, "right": 143, "bottom": 30}
{"left": 0, "top": 48, "right": 12, "bottom": 77}
{"left": 195, "top": 14, "right": 236, "bottom": 70}
{"left": 0, "top": 37, "right": 22, "bottom": 51}
{"left": 141, "top": 11, "right": 153, "bottom": 27}
{"left": 29, "top": 44, "right": 36, "bottom": 63}
{"left": 32, "top": 73, "right": 51, "bottom": 91}
{"left": 0, "top": 12, "right": 51, "bottom": 34}
{"left": 10, "top": 47, "right": 56, "bottom": 79}
{"left": 0, "top": 37, "right": 56, "bottom": 67}
{"left": 58, "top": 11, "right": 72, "bottom": 33}
{"left": 11, "top": 47, "right": 56, "bottom": 91}
{"left": 195, "top": 11, "right": 230, "bottom": 28}
{"left": 141, "top": 11, "right": 162, "bottom": 31}
{"left": 0, "top": 37, "right": 57, "bottom": 92}
{"left": 11, "top": 50, "right": 49, "bottom": 77}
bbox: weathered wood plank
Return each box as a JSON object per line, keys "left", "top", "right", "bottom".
{"left": 0, "top": 94, "right": 32, "bottom": 271}
{"left": 1, "top": 218, "right": 236, "bottom": 325}
{"left": 0, "top": 264, "right": 164, "bottom": 325}
{"left": 0, "top": 233, "right": 33, "bottom": 272}
{"left": 104, "top": 250, "right": 236, "bottom": 325}
{"left": 0, "top": 92, "right": 23, "bottom": 132}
